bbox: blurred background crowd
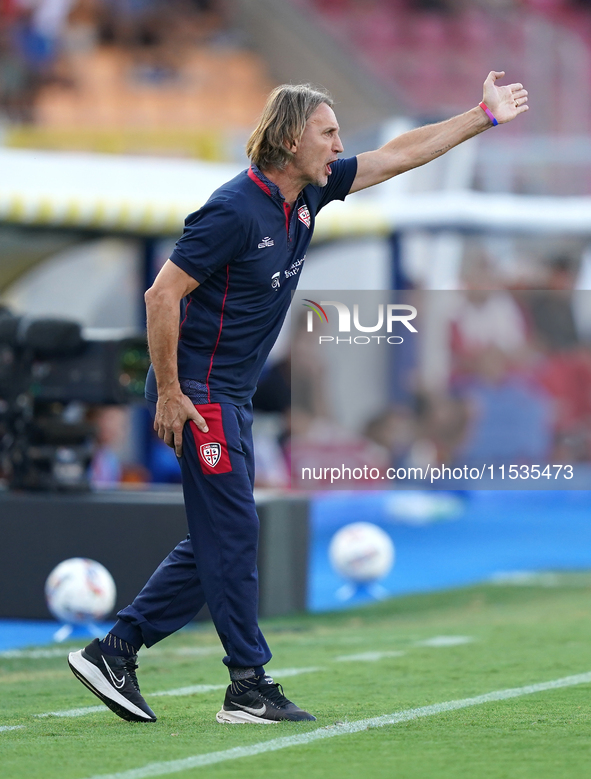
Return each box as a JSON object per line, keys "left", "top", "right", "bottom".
{"left": 2, "top": 0, "right": 591, "bottom": 157}
{"left": 1, "top": 0, "right": 591, "bottom": 491}
{"left": 0, "top": 0, "right": 266, "bottom": 155}
{"left": 288, "top": 282, "right": 591, "bottom": 490}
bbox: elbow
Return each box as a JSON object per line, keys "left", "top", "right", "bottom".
{"left": 144, "top": 285, "right": 182, "bottom": 323}
{"left": 144, "top": 286, "right": 155, "bottom": 307}
{"left": 144, "top": 285, "right": 166, "bottom": 309}
{"left": 144, "top": 288, "right": 156, "bottom": 317}
{"left": 144, "top": 285, "right": 168, "bottom": 317}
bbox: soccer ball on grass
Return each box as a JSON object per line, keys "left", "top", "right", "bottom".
{"left": 329, "top": 522, "right": 395, "bottom": 592}
{"left": 45, "top": 557, "right": 116, "bottom": 625}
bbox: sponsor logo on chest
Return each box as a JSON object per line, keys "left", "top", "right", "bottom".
{"left": 258, "top": 236, "right": 274, "bottom": 248}
{"left": 285, "top": 255, "right": 306, "bottom": 279}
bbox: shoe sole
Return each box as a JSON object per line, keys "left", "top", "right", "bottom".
{"left": 216, "top": 708, "right": 280, "bottom": 724}
{"left": 68, "top": 649, "right": 156, "bottom": 723}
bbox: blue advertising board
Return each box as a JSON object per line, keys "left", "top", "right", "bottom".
{"left": 308, "top": 490, "right": 591, "bottom": 611}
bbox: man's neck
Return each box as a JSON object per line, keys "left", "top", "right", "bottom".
{"left": 258, "top": 166, "right": 303, "bottom": 208}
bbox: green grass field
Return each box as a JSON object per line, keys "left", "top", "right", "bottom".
{"left": 2, "top": 575, "right": 591, "bottom": 779}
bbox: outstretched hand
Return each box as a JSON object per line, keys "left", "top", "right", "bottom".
{"left": 482, "top": 71, "right": 528, "bottom": 124}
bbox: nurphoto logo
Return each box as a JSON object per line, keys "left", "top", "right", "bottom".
{"left": 302, "top": 299, "right": 418, "bottom": 345}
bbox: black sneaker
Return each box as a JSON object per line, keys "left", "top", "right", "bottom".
{"left": 216, "top": 675, "right": 316, "bottom": 724}
{"left": 68, "top": 638, "right": 156, "bottom": 723}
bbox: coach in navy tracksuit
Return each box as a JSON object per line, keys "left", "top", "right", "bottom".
{"left": 68, "top": 73, "right": 529, "bottom": 724}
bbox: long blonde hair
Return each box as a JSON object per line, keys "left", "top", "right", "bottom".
{"left": 246, "top": 84, "right": 333, "bottom": 170}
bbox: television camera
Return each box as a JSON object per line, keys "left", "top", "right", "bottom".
{"left": 0, "top": 307, "right": 149, "bottom": 491}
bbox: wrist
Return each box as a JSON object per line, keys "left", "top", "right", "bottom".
{"left": 156, "top": 379, "right": 182, "bottom": 398}
{"left": 478, "top": 101, "right": 498, "bottom": 127}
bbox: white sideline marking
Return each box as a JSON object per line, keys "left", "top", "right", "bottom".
{"left": 34, "top": 667, "right": 323, "bottom": 718}
{"left": 151, "top": 684, "right": 224, "bottom": 698}
{"left": 0, "top": 646, "right": 222, "bottom": 661}
{"left": 266, "top": 666, "right": 323, "bottom": 678}
{"left": 489, "top": 571, "right": 560, "bottom": 587}
{"left": 151, "top": 668, "right": 324, "bottom": 698}
{"left": 0, "top": 725, "right": 25, "bottom": 732}
{"left": 164, "top": 648, "right": 221, "bottom": 658}
{"left": 0, "top": 647, "right": 79, "bottom": 659}
{"left": 416, "top": 636, "right": 474, "bottom": 647}
{"left": 80, "top": 671, "right": 591, "bottom": 779}
{"left": 335, "top": 651, "right": 405, "bottom": 662}
{"left": 36, "top": 706, "right": 106, "bottom": 718}
{"left": 0, "top": 633, "right": 476, "bottom": 662}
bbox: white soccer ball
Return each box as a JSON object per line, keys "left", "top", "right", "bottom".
{"left": 329, "top": 522, "right": 395, "bottom": 583}
{"left": 45, "top": 558, "right": 116, "bottom": 624}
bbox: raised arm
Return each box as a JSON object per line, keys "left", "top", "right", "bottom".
{"left": 350, "top": 71, "right": 528, "bottom": 194}
{"left": 144, "top": 259, "right": 209, "bottom": 457}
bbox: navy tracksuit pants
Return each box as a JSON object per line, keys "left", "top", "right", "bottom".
{"left": 114, "top": 400, "right": 272, "bottom": 672}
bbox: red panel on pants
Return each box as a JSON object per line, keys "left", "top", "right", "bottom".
{"left": 189, "top": 403, "right": 233, "bottom": 475}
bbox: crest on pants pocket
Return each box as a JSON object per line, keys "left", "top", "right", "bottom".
{"left": 190, "top": 403, "right": 233, "bottom": 474}
{"left": 200, "top": 442, "right": 221, "bottom": 468}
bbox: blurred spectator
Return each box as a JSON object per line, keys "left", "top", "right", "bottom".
{"left": 415, "top": 391, "right": 467, "bottom": 466}
{"left": 99, "top": 0, "right": 179, "bottom": 83}
{"left": 535, "top": 349, "right": 591, "bottom": 461}
{"left": 148, "top": 436, "right": 182, "bottom": 484}
{"left": 0, "top": 23, "right": 35, "bottom": 121}
{"left": 288, "top": 312, "right": 390, "bottom": 488}
{"left": 252, "top": 358, "right": 291, "bottom": 488}
{"left": 252, "top": 414, "right": 291, "bottom": 488}
{"left": 450, "top": 288, "right": 529, "bottom": 378}
{"left": 455, "top": 346, "right": 554, "bottom": 465}
{"left": 252, "top": 310, "right": 331, "bottom": 487}
{"left": 291, "top": 311, "right": 332, "bottom": 422}
{"left": 0, "top": 0, "right": 74, "bottom": 120}
{"left": 290, "top": 409, "right": 390, "bottom": 489}
{"left": 30, "top": 0, "right": 76, "bottom": 43}
{"left": 364, "top": 405, "right": 417, "bottom": 468}
{"left": 528, "top": 257, "right": 579, "bottom": 352}
{"left": 253, "top": 358, "right": 291, "bottom": 415}
{"left": 63, "top": 0, "right": 100, "bottom": 54}
{"left": 524, "top": 261, "right": 591, "bottom": 462}
{"left": 89, "top": 405, "right": 151, "bottom": 488}
{"left": 14, "top": 1, "right": 72, "bottom": 76}
{"left": 88, "top": 405, "right": 125, "bottom": 488}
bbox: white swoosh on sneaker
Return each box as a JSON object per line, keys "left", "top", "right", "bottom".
{"left": 233, "top": 702, "right": 266, "bottom": 716}
{"left": 102, "top": 658, "right": 126, "bottom": 689}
